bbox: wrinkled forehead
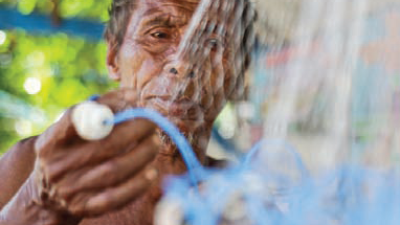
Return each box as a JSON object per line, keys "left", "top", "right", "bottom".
{"left": 135, "top": 0, "right": 200, "bottom": 12}
{"left": 125, "top": 0, "right": 201, "bottom": 34}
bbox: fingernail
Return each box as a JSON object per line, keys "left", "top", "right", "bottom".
{"left": 60, "top": 198, "right": 67, "bottom": 208}
{"left": 49, "top": 186, "right": 57, "bottom": 198}
{"left": 152, "top": 134, "right": 162, "bottom": 148}
{"left": 145, "top": 168, "right": 158, "bottom": 181}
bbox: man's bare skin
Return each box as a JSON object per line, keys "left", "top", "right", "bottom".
{"left": 0, "top": 0, "right": 254, "bottom": 224}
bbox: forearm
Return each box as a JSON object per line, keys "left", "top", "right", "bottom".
{"left": 0, "top": 136, "right": 37, "bottom": 207}
{"left": 0, "top": 174, "right": 81, "bottom": 225}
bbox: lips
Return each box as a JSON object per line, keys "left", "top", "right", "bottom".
{"left": 144, "top": 95, "right": 202, "bottom": 120}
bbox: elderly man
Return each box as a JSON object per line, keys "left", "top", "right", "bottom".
{"left": 0, "top": 0, "right": 255, "bottom": 224}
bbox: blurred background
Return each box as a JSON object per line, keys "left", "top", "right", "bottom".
{"left": 0, "top": 0, "right": 116, "bottom": 153}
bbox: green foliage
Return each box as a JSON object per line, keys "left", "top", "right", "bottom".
{"left": 1, "top": 0, "right": 112, "bottom": 22}
{"left": 0, "top": 0, "right": 117, "bottom": 154}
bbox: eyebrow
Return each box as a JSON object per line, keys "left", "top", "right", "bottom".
{"left": 140, "top": 11, "right": 188, "bottom": 29}
{"left": 143, "top": 15, "right": 171, "bottom": 27}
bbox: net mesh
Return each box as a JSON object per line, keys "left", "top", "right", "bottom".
{"left": 155, "top": 0, "right": 400, "bottom": 224}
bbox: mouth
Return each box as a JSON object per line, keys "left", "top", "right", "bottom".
{"left": 144, "top": 95, "right": 203, "bottom": 121}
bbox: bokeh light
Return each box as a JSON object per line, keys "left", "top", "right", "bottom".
{"left": 23, "top": 77, "right": 42, "bottom": 95}
{"left": 14, "top": 120, "right": 33, "bottom": 137}
{"left": 0, "top": 0, "right": 113, "bottom": 155}
{"left": 26, "top": 51, "right": 45, "bottom": 67}
{"left": 0, "top": 30, "right": 6, "bottom": 45}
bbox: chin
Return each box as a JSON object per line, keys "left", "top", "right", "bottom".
{"left": 167, "top": 115, "right": 204, "bottom": 134}
{"left": 141, "top": 98, "right": 206, "bottom": 134}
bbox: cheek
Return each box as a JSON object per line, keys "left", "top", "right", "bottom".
{"left": 209, "top": 62, "right": 225, "bottom": 94}
{"left": 200, "top": 57, "right": 233, "bottom": 120}
{"left": 223, "top": 70, "right": 239, "bottom": 99}
{"left": 119, "top": 45, "right": 143, "bottom": 89}
{"left": 119, "top": 46, "right": 165, "bottom": 90}
{"left": 207, "top": 55, "right": 239, "bottom": 99}
{"left": 135, "top": 55, "right": 164, "bottom": 90}
{"left": 201, "top": 52, "right": 227, "bottom": 92}
{"left": 222, "top": 52, "right": 242, "bottom": 99}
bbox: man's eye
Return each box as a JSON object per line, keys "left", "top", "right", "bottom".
{"left": 151, "top": 32, "right": 168, "bottom": 39}
{"left": 207, "top": 39, "right": 221, "bottom": 51}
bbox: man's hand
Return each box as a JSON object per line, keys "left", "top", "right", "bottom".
{"left": 32, "top": 89, "right": 160, "bottom": 219}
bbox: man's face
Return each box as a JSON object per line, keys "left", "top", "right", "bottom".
{"left": 108, "top": 0, "right": 242, "bottom": 133}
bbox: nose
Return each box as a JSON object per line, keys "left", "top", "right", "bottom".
{"left": 166, "top": 60, "right": 196, "bottom": 79}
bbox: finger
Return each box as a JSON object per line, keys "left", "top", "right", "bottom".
{"left": 56, "top": 134, "right": 160, "bottom": 199}
{"left": 36, "top": 88, "right": 137, "bottom": 156}
{"left": 95, "top": 88, "right": 138, "bottom": 113}
{"left": 34, "top": 108, "right": 79, "bottom": 157}
{"left": 44, "top": 120, "right": 157, "bottom": 182}
{"left": 97, "top": 116, "right": 157, "bottom": 154}
{"left": 69, "top": 167, "right": 159, "bottom": 216}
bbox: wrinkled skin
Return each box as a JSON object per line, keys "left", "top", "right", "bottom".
{"left": 112, "top": 0, "right": 244, "bottom": 136}
{"left": 0, "top": 0, "right": 245, "bottom": 224}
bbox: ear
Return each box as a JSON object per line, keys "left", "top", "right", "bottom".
{"left": 107, "top": 42, "right": 121, "bottom": 81}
